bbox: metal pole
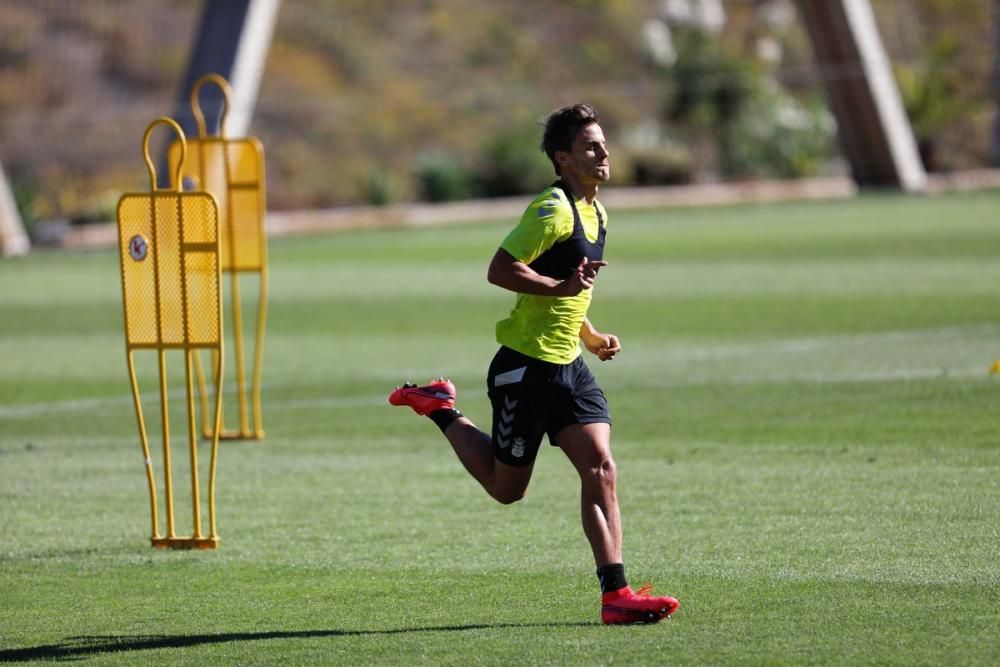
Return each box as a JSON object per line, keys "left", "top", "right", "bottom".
{"left": 163, "top": 0, "right": 280, "bottom": 185}
{"left": 795, "top": 0, "right": 926, "bottom": 191}
{"left": 0, "top": 159, "right": 29, "bottom": 257}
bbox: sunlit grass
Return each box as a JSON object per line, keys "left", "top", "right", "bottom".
{"left": 2, "top": 190, "right": 999, "bottom": 665}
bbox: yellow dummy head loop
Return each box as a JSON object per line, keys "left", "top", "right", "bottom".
{"left": 142, "top": 117, "right": 186, "bottom": 193}
{"left": 191, "top": 73, "right": 233, "bottom": 140}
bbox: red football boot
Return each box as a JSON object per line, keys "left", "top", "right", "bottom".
{"left": 388, "top": 378, "right": 456, "bottom": 415}
{"left": 601, "top": 584, "right": 679, "bottom": 625}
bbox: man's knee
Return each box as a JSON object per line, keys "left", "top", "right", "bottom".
{"left": 490, "top": 460, "right": 533, "bottom": 504}
{"left": 582, "top": 455, "right": 616, "bottom": 492}
{"left": 492, "top": 486, "right": 527, "bottom": 505}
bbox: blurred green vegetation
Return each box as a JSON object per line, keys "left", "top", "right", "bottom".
{"left": 657, "top": 29, "right": 834, "bottom": 180}
{"left": 875, "top": 0, "right": 995, "bottom": 171}
{"left": 0, "top": 0, "right": 994, "bottom": 220}
{"left": 895, "top": 35, "right": 980, "bottom": 171}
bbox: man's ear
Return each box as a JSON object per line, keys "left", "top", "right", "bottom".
{"left": 554, "top": 150, "right": 571, "bottom": 169}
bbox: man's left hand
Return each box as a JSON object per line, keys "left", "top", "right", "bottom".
{"left": 585, "top": 333, "right": 621, "bottom": 361}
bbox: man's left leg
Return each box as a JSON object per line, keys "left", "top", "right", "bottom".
{"left": 557, "top": 423, "right": 621, "bottom": 566}
{"left": 557, "top": 422, "right": 679, "bottom": 624}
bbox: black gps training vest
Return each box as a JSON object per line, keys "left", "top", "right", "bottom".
{"left": 528, "top": 180, "right": 606, "bottom": 280}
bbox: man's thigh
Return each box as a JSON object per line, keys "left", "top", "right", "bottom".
{"left": 488, "top": 372, "right": 547, "bottom": 466}
{"left": 547, "top": 357, "right": 611, "bottom": 440}
{"left": 554, "top": 422, "right": 613, "bottom": 474}
{"left": 487, "top": 347, "right": 551, "bottom": 467}
{"left": 491, "top": 458, "right": 536, "bottom": 503}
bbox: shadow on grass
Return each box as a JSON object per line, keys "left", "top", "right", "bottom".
{"left": 0, "top": 623, "right": 598, "bottom": 662}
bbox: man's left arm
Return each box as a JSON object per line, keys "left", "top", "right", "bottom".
{"left": 581, "top": 316, "right": 621, "bottom": 361}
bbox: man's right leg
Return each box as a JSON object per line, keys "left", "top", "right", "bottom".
{"left": 442, "top": 417, "right": 533, "bottom": 504}
{"left": 389, "top": 379, "right": 533, "bottom": 504}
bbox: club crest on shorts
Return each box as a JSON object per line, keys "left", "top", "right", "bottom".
{"left": 511, "top": 437, "right": 526, "bottom": 458}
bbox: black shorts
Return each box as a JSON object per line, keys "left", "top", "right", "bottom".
{"left": 486, "top": 346, "right": 611, "bottom": 467}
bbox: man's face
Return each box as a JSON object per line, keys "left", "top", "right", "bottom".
{"left": 558, "top": 122, "right": 610, "bottom": 184}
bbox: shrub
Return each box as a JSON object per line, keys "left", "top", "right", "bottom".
{"left": 894, "top": 35, "right": 976, "bottom": 171}
{"left": 474, "top": 124, "right": 554, "bottom": 197}
{"left": 662, "top": 30, "right": 756, "bottom": 132}
{"left": 414, "top": 151, "right": 475, "bottom": 202}
{"left": 627, "top": 147, "right": 692, "bottom": 185}
{"left": 658, "top": 29, "right": 834, "bottom": 180}
{"left": 365, "top": 166, "right": 394, "bottom": 206}
{"left": 720, "top": 85, "right": 834, "bottom": 179}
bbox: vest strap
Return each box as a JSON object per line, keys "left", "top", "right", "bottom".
{"left": 553, "top": 180, "right": 604, "bottom": 230}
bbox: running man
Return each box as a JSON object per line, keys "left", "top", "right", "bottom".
{"left": 389, "top": 103, "right": 679, "bottom": 624}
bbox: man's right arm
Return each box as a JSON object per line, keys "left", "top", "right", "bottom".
{"left": 487, "top": 248, "right": 605, "bottom": 297}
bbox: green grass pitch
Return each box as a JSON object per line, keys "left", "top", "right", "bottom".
{"left": 2, "top": 191, "right": 999, "bottom": 665}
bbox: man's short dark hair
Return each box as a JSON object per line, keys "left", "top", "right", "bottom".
{"left": 541, "top": 103, "right": 600, "bottom": 176}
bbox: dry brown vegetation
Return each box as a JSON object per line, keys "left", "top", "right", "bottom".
{"left": 0, "top": 0, "right": 993, "bottom": 224}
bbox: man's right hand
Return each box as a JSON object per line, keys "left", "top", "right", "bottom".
{"left": 559, "top": 257, "right": 607, "bottom": 296}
